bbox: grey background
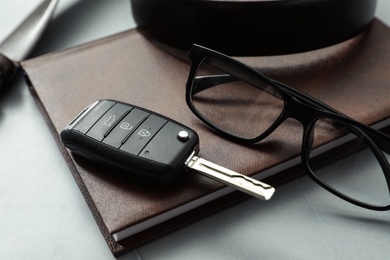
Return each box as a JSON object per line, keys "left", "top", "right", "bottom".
{"left": 1, "top": 0, "right": 390, "bottom": 259}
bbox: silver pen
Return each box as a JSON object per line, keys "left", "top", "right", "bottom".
{"left": 0, "top": 0, "right": 58, "bottom": 89}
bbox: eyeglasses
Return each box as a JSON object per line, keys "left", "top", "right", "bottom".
{"left": 185, "top": 44, "right": 390, "bottom": 211}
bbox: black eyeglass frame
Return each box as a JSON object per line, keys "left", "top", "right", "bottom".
{"left": 185, "top": 44, "right": 390, "bottom": 211}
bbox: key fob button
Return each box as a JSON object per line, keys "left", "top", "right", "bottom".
{"left": 72, "top": 100, "right": 115, "bottom": 134}
{"left": 177, "top": 131, "right": 190, "bottom": 142}
{"left": 140, "top": 122, "right": 196, "bottom": 166}
{"left": 86, "top": 103, "right": 130, "bottom": 141}
{"left": 120, "top": 114, "right": 167, "bottom": 155}
{"left": 103, "top": 108, "right": 149, "bottom": 148}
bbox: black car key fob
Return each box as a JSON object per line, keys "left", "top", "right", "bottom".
{"left": 60, "top": 100, "right": 275, "bottom": 200}
{"left": 60, "top": 99, "right": 198, "bottom": 184}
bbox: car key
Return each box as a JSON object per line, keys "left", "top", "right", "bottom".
{"left": 60, "top": 99, "right": 275, "bottom": 200}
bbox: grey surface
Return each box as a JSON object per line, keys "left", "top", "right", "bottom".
{"left": 1, "top": 1, "right": 390, "bottom": 259}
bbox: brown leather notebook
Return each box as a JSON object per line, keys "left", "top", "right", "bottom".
{"left": 21, "top": 19, "right": 390, "bottom": 256}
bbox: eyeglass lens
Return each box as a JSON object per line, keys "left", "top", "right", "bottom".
{"left": 190, "top": 57, "right": 285, "bottom": 140}
{"left": 307, "top": 118, "right": 390, "bottom": 207}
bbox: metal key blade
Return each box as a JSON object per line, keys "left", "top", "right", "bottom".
{"left": 186, "top": 155, "right": 275, "bottom": 200}
{"left": 0, "top": 0, "right": 58, "bottom": 63}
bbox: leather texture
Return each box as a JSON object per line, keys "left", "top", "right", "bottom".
{"left": 22, "top": 19, "right": 390, "bottom": 255}
{"left": 131, "top": 0, "right": 377, "bottom": 56}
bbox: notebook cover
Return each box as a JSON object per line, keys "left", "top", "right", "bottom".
{"left": 21, "top": 18, "right": 390, "bottom": 255}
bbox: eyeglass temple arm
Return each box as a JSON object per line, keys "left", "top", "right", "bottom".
{"left": 359, "top": 125, "right": 390, "bottom": 154}
{"left": 274, "top": 80, "right": 390, "bottom": 154}
{"left": 192, "top": 74, "right": 238, "bottom": 95}
{"left": 192, "top": 74, "right": 277, "bottom": 97}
